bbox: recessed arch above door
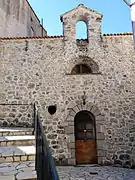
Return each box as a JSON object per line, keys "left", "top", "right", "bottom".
{"left": 66, "top": 102, "right": 105, "bottom": 165}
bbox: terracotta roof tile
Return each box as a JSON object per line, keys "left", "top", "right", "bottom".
{"left": 0, "top": 36, "right": 64, "bottom": 41}
{"left": 0, "top": 33, "right": 132, "bottom": 41}
{"left": 103, "top": 33, "right": 132, "bottom": 36}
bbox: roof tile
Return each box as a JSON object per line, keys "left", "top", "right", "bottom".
{"left": 0, "top": 36, "right": 64, "bottom": 41}
{"left": 103, "top": 33, "right": 132, "bottom": 36}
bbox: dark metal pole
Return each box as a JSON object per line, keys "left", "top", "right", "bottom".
{"left": 41, "top": 18, "right": 44, "bottom": 37}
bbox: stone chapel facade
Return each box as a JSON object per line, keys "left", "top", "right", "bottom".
{"left": 0, "top": 4, "right": 135, "bottom": 167}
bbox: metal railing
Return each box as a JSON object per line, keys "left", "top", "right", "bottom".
{"left": 34, "top": 106, "right": 60, "bottom": 180}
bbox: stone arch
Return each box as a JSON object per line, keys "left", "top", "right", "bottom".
{"left": 69, "top": 56, "right": 100, "bottom": 74}
{"left": 76, "top": 14, "right": 89, "bottom": 24}
{"left": 76, "top": 20, "right": 88, "bottom": 39}
{"left": 71, "top": 63, "right": 92, "bottom": 74}
{"left": 66, "top": 102, "right": 105, "bottom": 165}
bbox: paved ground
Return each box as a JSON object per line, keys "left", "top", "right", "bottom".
{"left": 0, "top": 163, "right": 135, "bottom": 180}
{"left": 0, "top": 161, "right": 36, "bottom": 180}
{"left": 57, "top": 165, "right": 135, "bottom": 180}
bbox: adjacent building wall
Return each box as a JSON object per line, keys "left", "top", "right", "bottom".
{"left": 0, "top": 0, "right": 47, "bottom": 37}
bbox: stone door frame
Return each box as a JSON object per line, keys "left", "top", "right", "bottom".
{"left": 66, "top": 102, "right": 105, "bottom": 165}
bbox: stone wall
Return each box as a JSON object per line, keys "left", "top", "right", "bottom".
{"left": 0, "top": 104, "right": 34, "bottom": 127}
{"left": 0, "top": 0, "right": 47, "bottom": 37}
{"left": 0, "top": 4, "right": 135, "bottom": 167}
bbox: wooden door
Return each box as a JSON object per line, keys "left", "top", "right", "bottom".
{"left": 75, "top": 111, "right": 97, "bottom": 164}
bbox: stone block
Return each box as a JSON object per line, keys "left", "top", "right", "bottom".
{"left": 104, "top": 160, "right": 113, "bottom": 166}
{"left": 70, "top": 149, "right": 75, "bottom": 158}
{"left": 7, "top": 141, "right": 13, "bottom": 146}
{"left": 94, "top": 108, "right": 101, "bottom": 116}
{"left": 73, "top": 106, "right": 80, "bottom": 113}
{"left": 97, "top": 157, "right": 104, "bottom": 165}
{"left": 5, "top": 156, "right": 13, "bottom": 162}
{"left": 0, "top": 175, "right": 14, "bottom": 180}
{"left": 14, "top": 156, "right": 20, "bottom": 162}
{"left": 69, "top": 134, "right": 75, "bottom": 143}
{"left": 119, "top": 154, "right": 130, "bottom": 161}
{"left": 69, "top": 110, "right": 76, "bottom": 117}
{"left": 3, "top": 133, "right": 8, "bottom": 136}
{"left": 68, "top": 158, "right": 76, "bottom": 165}
{"left": 96, "top": 124, "right": 103, "bottom": 133}
{"left": 96, "top": 115, "right": 104, "bottom": 121}
{"left": 97, "top": 150, "right": 107, "bottom": 157}
{"left": 77, "top": 104, "right": 82, "bottom": 111}
{"left": 66, "top": 116, "right": 74, "bottom": 122}
{"left": 68, "top": 142, "right": 75, "bottom": 149}
{"left": 28, "top": 155, "right": 35, "bottom": 161}
{"left": 0, "top": 157, "right": 5, "bottom": 163}
{"left": 96, "top": 132, "right": 105, "bottom": 140}
{"left": 1, "top": 142, "right": 7, "bottom": 146}
{"left": 81, "top": 104, "right": 87, "bottom": 110}
{"left": 86, "top": 103, "right": 93, "bottom": 111}
{"left": 21, "top": 155, "right": 27, "bottom": 161}
{"left": 68, "top": 121, "right": 74, "bottom": 126}
{"left": 96, "top": 140, "right": 104, "bottom": 149}
{"left": 114, "top": 160, "right": 122, "bottom": 166}
{"left": 65, "top": 126, "right": 74, "bottom": 134}
{"left": 16, "top": 170, "right": 36, "bottom": 180}
{"left": 91, "top": 105, "right": 97, "bottom": 114}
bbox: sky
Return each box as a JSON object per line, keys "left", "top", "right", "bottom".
{"left": 28, "top": 0, "right": 132, "bottom": 36}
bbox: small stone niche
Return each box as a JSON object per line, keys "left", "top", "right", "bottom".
{"left": 48, "top": 105, "right": 57, "bottom": 115}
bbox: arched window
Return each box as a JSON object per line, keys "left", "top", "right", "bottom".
{"left": 76, "top": 21, "right": 87, "bottom": 39}
{"left": 71, "top": 64, "right": 92, "bottom": 74}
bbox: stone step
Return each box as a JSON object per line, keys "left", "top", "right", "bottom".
{"left": 0, "top": 161, "right": 37, "bottom": 180}
{"left": 0, "top": 128, "right": 33, "bottom": 136}
{"left": 0, "top": 135, "right": 35, "bottom": 146}
{"left": 0, "top": 145, "right": 35, "bottom": 163}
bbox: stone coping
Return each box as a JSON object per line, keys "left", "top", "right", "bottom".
{"left": 0, "top": 128, "right": 33, "bottom": 132}
{"left": 0, "top": 146, "right": 35, "bottom": 157}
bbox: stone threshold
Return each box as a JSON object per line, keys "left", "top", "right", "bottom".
{"left": 0, "top": 135, "right": 35, "bottom": 141}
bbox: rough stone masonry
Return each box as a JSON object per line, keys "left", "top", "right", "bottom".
{"left": 0, "top": 4, "right": 135, "bottom": 167}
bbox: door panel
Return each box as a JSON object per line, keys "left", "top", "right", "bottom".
{"left": 75, "top": 111, "right": 97, "bottom": 164}
{"left": 76, "top": 140, "right": 97, "bottom": 164}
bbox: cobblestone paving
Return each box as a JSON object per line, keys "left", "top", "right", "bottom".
{"left": 1, "top": 163, "right": 135, "bottom": 180}
{"left": 57, "top": 165, "right": 135, "bottom": 180}
{"left": 0, "top": 161, "right": 36, "bottom": 180}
